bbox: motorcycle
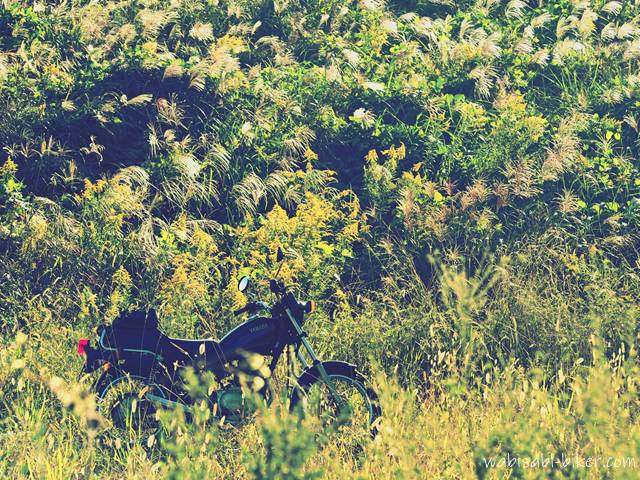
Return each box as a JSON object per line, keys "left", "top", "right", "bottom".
{"left": 77, "top": 251, "right": 381, "bottom": 438}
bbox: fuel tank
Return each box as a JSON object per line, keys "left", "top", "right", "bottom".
{"left": 219, "top": 316, "right": 278, "bottom": 360}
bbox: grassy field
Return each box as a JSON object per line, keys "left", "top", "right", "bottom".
{"left": 2, "top": 0, "right": 640, "bottom": 478}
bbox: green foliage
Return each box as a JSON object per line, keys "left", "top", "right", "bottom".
{"left": 4, "top": 0, "right": 640, "bottom": 477}
{"left": 245, "top": 405, "right": 322, "bottom": 480}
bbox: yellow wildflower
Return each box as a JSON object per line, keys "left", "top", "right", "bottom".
{"left": 217, "top": 35, "right": 247, "bottom": 54}
{"left": 142, "top": 41, "right": 157, "bottom": 54}
{"left": 365, "top": 149, "right": 379, "bottom": 163}
{"left": 303, "top": 147, "right": 318, "bottom": 161}
{"left": 108, "top": 208, "right": 124, "bottom": 229}
{"left": 112, "top": 266, "right": 132, "bottom": 288}
{"left": 82, "top": 178, "right": 107, "bottom": 199}
{"left": 191, "top": 225, "right": 218, "bottom": 253}
{"left": 82, "top": 179, "right": 94, "bottom": 199}
{"left": 383, "top": 143, "right": 406, "bottom": 161}
{"left": 172, "top": 213, "right": 188, "bottom": 240}
{"left": 340, "top": 222, "right": 359, "bottom": 241}
{"left": 0, "top": 157, "right": 17, "bottom": 175}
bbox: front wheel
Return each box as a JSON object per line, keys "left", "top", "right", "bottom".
{"left": 290, "top": 361, "right": 381, "bottom": 439}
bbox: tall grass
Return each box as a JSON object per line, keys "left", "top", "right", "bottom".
{"left": 3, "top": 251, "right": 640, "bottom": 478}
{"left": 3, "top": 0, "right": 640, "bottom": 477}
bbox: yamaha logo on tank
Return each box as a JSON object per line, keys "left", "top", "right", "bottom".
{"left": 250, "top": 323, "right": 268, "bottom": 333}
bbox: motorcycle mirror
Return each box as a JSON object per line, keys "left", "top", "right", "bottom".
{"left": 276, "top": 247, "right": 284, "bottom": 262}
{"left": 237, "top": 276, "right": 250, "bottom": 293}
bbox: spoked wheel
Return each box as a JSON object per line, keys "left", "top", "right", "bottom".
{"left": 110, "top": 391, "right": 157, "bottom": 432}
{"left": 96, "top": 374, "right": 166, "bottom": 444}
{"left": 290, "top": 362, "right": 381, "bottom": 445}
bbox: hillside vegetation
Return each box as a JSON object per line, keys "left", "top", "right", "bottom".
{"left": 2, "top": 0, "right": 640, "bottom": 477}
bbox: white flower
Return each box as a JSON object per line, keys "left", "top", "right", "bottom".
{"left": 381, "top": 19, "right": 398, "bottom": 34}
{"left": 351, "top": 108, "right": 376, "bottom": 128}
{"left": 363, "top": 81, "right": 385, "bottom": 93}
{"left": 343, "top": 49, "right": 360, "bottom": 66}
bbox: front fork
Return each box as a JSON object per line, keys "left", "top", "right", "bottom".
{"left": 285, "top": 309, "right": 346, "bottom": 409}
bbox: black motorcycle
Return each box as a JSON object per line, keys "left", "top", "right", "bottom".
{"left": 78, "top": 256, "right": 381, "bottom": 438}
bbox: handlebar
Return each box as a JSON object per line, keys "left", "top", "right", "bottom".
{"left": 233, "top": 278, "right": 314, "bottom": 319}
{"left": 234, "top": 300, "right": 271, "bottom": 316}
{"left": 232, "top": 279, "right": 285, "bottom": 317}
{"left": 233, "top": 304, "right": 252, "bottom": 316}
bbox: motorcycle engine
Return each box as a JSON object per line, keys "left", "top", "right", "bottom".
{"left": 213, "top": 386, "right": 255, "bottom": 424}
{"left": 212, "top": 355, "right": 271, "bottom": 424}
{"left": 218, "top": 387, "right": 244, "bottom": 418}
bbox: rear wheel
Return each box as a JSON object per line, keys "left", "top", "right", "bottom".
{"left": 95, "top": 374, "right": 165, "bottom": 443}
{"left": 290, "top": 362, "right": 381, "bottom": 442}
